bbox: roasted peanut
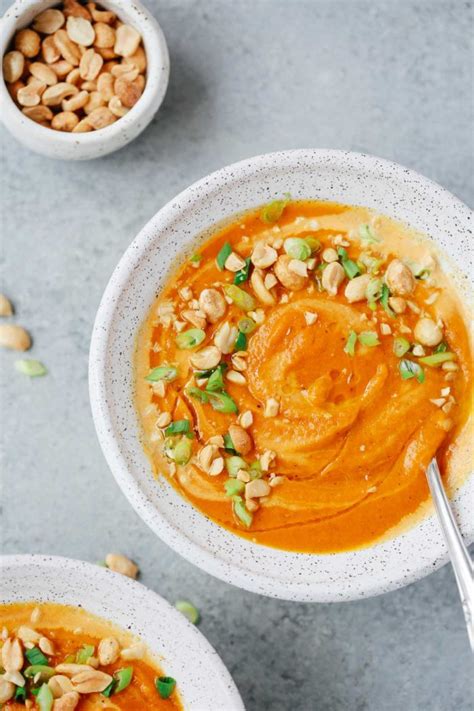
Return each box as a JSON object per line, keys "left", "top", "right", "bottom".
{"left": 98, "top": 637, "right": 120, "bottom": 666}
{"left": 94, "top": 22, "right": 116, "bottom": 48}
{"left": 251, "top": 269, "right": 275, "bottom": 305}
{"left": 190, "top": 346, "right": 221, "bottom": 370}
{"left": 105, "top": 553, "right": 138, "bottom": 579}
{"left": 114, "top": 76, "right": 142, "bottom": 107}
{"left": 87, "top": 3, "right": 116, "bottom": 24}
{"left": 108, "top": 95, "right": 128, "bottom": 117}
{"left": 72, "top": 117, "right": 93, "bottom": 132}
{"left": 30, "top": 62, "right": 58, "bottom": 86}
{"left": 97, "top": 72, "right": 114, "bottom": 100}
{"left": 385, "top": 259, "right": 416, "bottom": 296}
{"left": 114, "top": 24, "right": 141, "bottom": 57}
{"left": 50, "top": 60, "right": 74, "bottom": 78}
{"left": 42, "top": 36, "right": 61, "bottom": 64}
{"left": 53, "top": 691, "right": 80, "bottom": 710}
{"left": 66, "top": 16, "right": 95, "bottom": 47}
{"left": 274, "top": 254, "right": 306, "bottom": 290}
{"left": 228, "top": 424, "right": 253, "bottom": 455}
{"left": 344, "top": 274, "right": 371, "bottom": 303}
{"left": 33, "top": 9, "right": 65, "bottom": 34}
{"left": 0, "top": 680, "right": 15, "bottom": 705}
{"left": 22, "top": 105, "right": 54, "bottom": 123}
{"left": 79, "top": 48, "right": 103, "bottom": 80}
{"left": 123, "top": 46, "right": 147, "bottom": 73}
{"left": 251, "top": 243, "right": 278, "bottom": 269}
{"left": 322, "top": 261, "right": 345, "bottom": 295}
{"left": 83, "top": 90, "right": 106, "bottom": 114}
{"left": 3, "top": 51, "right": 25, "bottom": 83}
{"left": 71, "top": 670, "right": 112, "bottom": 694}
{"left": 51, "top": 111, "right": 79, "bottom": 131}
{"left": 414, "top": 318, "right": 443, "bottom": 347}
{"left": 0, "top": 294, "right": 13, "bottom": 317}
{"left": 86, "top": 106, "right": 116, "bottom": 129}
{"left": 17, "top": 81, "right": 45, "bottom": 107}
{"left": 42, "top": 82, "right": 78, "bottom": 106}
{"left": 54, "top": 29, "right": 82, "bottom": 66}
{"left": 63, "top": 0, "right": 91, "bottom": 20}
{"left": 62, "top": 89, "right": 89, "bottom": 112}
{"left": 15, "top": 29, "right": 41, "bottom": 58}
{"left": 199, "top": 288, "right": 226, "bottom": 323}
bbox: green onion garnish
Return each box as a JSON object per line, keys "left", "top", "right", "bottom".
{"left": 156, "top": 676, "right": 177, "bottom": 699}
{"left": 176, "top": 328, "right": 206, "bottom": 350}
{"left": 24, "top": 665, "right": 55, "bottom": 681}
{"left": 380, "top": 283, "right": 394, "bottom": 317}
{"left": 189, "top": 253, "right": 202, "bottom": 265}
{"left": 359, "top": 253, "right": 383, "bottom": 274}
{"left": 249, "top": 460, "right": 262, "bottom": 478}
{"left": 205, "top": 364, "right": 226, "bottom": 392}
{"left": 359, "top": 223, "right": 380, "bottom": 243}
{"left": 186, "top": 387, "right": 209, "bottom": 403}
{"left": 208, "top": 391, "right": 238, "bottom": 414}
{"left": 37, "top": 684, "right": 54, "bottom": 711}
{"left": 165, "top": 419, "right": 190, "bottom": 436}
{"left": 338, "top": 248, "right": 360, "bottom": 279}
{"left": 344, "top": 330, "right": 357, "bottom": 356}
{"left": 223, "top": 433, "right": 237, "bottom": 454}
{"left": 234, "top": 258, "right": 252, "bottom": 285}
{"left": 226, "top": 456, "right": 247, "bottom": 477}
{"left": 175, "top": 600, "right": 200, "bottom": 624}
{"left": 235, "top": 331, "right": 247, "bottom": 351}
{"left": 233, "top": 496, "right": 253, "bottom": 527}
{"left": 393, "top": 337, "right": 410, "bottom": 358}
{"left": 419, "top": 352, "right": 456, "bottom": 367}
{"left": 260, "top": 194, "right": 290, "bottom": 223}
{"left": 168, "top": 436, "right": 193, "bottom": 465}
{"left": 14, "top": 687, "right": 27, "bottom": 702}
{"left": 238, "top": 317, "right": 256, "bottom": 334}
{"left": 223, "top": 284, "right": 255, "bottom": 312}
{"left": 305, "top": 236, "right": 321, "bottom": 253}
{"left": 114, "top": 667, "right": 134, "bottom": 694}
{"left": 145, "top": 365, "right": 178, "bottom": 382}
{"left": 216, "top": 242, "right": 232, "bottom": 270}
{"left": 365, "top": 278, "right": 382, "bottom": 304}
{"left": 434, "top": 342, "right": 448, "bottom": 353}
{"left": 76, "top": 644, "right": 95, "bottom": 665}
{"left": 224, "top": 478, "right": 245, "bottom": 496}
{"left": 26, "top": 647, "right": 49, "bottom": 667}
{"left": 399, "top": 359, "right": 425, "bottom": 383}
{"left": 284, "top": 237, "right": 312, "bottom": 261}
{"left": 14, "top": 359, "right": 47, "bottom": 377}
{"left": 358, "top": 331, "right": 380, "bottom": 347}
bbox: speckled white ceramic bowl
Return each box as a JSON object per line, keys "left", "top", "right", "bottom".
{"left": 89, "top": 149, "right": 473, "bottom": 602}
{"left": 0, "top": 0, "right": 169, "bottom": 160}
{"left": 1, "top": 555, "right": 245, "bottom": 710}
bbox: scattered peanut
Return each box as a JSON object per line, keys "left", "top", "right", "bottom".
{"left": 0, "top": 324, "right": 31, "bottom": 351}
{"left": 52, "top": 691, "right": 80, "bottom": 711}
{"left": 3, "top": 51, "right": 24, "bottom": 83}
{"left": 190, "top": 345, "right": 221, "bottom": 370}
{"left": 33, "top": 9, "right": 66, "bottom": 35}
{"left": 322, "top": 261, "right": 345, "bottom": 295}
{"left": 414, "top": 317, "right": 443, "bottom": 347}
{"left": 98, "top": 636, "right": 120, "bottom": 666}
{"left": 344, "top": 274, "right": 371, "bottom": 303}
{"left": 199, "top": 288, "right": 226, "bottom": 323}
{"left": 274, "top": 254, "right": 307, "bottom": 290}
{"left": 0, "top": 294, "right": 13, "bottom": 316}
{"left": 1, "top": 637, "right": 24, "bottom": 672}
{"left": 385, "top": 259, "right": 416, "bottom": 296}
{"left": 228, "top": 424, "right": 253, "bottom": 455}
{"left": 105, "top": 553, "right": 138, "bottom": 579}
{"left": 71, "top": 669, "right": 112, "bottom": 693}
{"left": 15, "top": 29, "right": 41, "bottom": 58}
{"left": 51, "top": 110, "right": 79, "bottom": 131}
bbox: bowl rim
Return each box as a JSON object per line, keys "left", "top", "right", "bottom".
{"left": 0, "top": 0, "right": 170, "bottom": 151}
{"left": 1, "top": 553, "right": 245, "bottom": 711}
{"left": 89, "top": 148, "right": 473, "bottom": 602}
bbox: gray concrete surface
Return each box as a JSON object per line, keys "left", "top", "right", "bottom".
{"left": 1, "top": 1, "right": 473, "bottom": 709}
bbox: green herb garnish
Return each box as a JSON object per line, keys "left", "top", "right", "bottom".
{"left": 205, "top": 364, "right": 226, "bottom": 392}
{"left": 156, "top": 676, "right": 177, "bottom": 699}
{"left": 173, "top": 437, "right": 193, "bottom": 465}
{"left": 234, "top": 258, "right": 252, "bottom": 285}
{"left": 186, "top": 387, "right": 209, "bottom": 403}
{"left": 434, "top": 342, "right": 448, "bottom": 353}
{"left": 224, "top": 478, "right": 245, "bottom": 496}
{"left": 216, "top": 242, "right": 232, "bottom": 270}
{"left": 358, "top": 331, "right": 380, "bottom": 347}
{"left": 115, "top": 667, "right": 134, "bottom": 694}
{"left": 305, "top": 236, "right": 321, "bottom": 253}
{"left": 24, "top": 665, "right": 55, "bottom": 681}
{"left": 175, "top": 600, "right": 200, "bottom": 624}
{"left": 284, "top": 237, "right": 312, "bottom": 261}
{"left": 359, "top": 223, "right": 380, "bottom": 243}
{"left": 189, "top": 253, "right": 202, "bottom": 265}
{"left": 223, "top": 433, "right": 237, "bottom": 454}
{"left": 145, "top": 365, "right": 178, "bottom": 382}
{"left": 37, "top": 684, "right": 54, "bottom": 711}
{"left": 365, "top": 278, "right": 382, "bottom": 304}
{"left": 76, "top": 644, "right": 95, "bottom": 665}
{"left": 380, "top": 283, "right": 394, "bottom": 317}
{"left": 419, "top": 352, "right": 456, "bottom": 367}
{"left": 208, "top": 391, "right": 238, "bottom": 414}
{"left": 233, "top": 496, "right": 253, "bottom": 527}
{"left": 14, "top": 687, "right": 27, "bottom": 702}
{"left": 235, "top": 331, "right": 247, "bottom": 351}
{"left": 165, "top": 419, "right": 190, "bottom": 436}
{"left": 26, "top": 647, "right": 49, "bottom": 667}
{"left": 223, "top": 284, "right": 255, "bottom": 311}
{"left": 14, "top": 359, "right": 47, "bottom": 377}
{"left": 176, "top": 328, "right": 206, "bottom": 350}
{"left": 260, "top": 194, "right": 290, "bottom": 223}
{"left": 393, "top": 337, "right": 410, "bottom": 358}
{"left": 344, "top": 330, "right": 357, "bottom": 356}
{"left": 338, "top": 247, "right": 361, "bottom": 279}
{"left": 226, "top": 456, "right": 247, "bottom": 477}
{"left": 238, "top": 317, "right": 256, "bottom": 334}
{"left": 399, "top": 359, "right": 425, "bottom": 383}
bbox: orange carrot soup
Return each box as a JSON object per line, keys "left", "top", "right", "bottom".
{"left": 135, "top": 199, "right": 473, "bottom": 554}
{"left": 0, "top": 603, "right": 183, "bottom": 710}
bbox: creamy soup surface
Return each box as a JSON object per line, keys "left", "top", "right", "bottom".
{"left": 135, "top": 199, "right": 473, "bottom": 554}
{"left": 0, "top": 603, "right": 182, "bottom": 710}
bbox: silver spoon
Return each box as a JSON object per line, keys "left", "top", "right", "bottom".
{"left": 426, "top": 459, "right": 474, "bottom": 651}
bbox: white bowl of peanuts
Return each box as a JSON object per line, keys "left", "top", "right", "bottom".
{"left": 0, "top": 0, "right": 170, "bottom": 159}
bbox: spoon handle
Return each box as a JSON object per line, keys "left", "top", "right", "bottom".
{"left": 427, "top": 459, "right": 474, "bottom": 651}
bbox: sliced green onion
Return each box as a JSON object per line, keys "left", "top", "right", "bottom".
{"left": 223, "top": 433, "right": 237, "bottom": 454}
{"left": 176, "top": 328, "right": 206, "bottom": 350}
{"left": 145, "top": 365, "right": 178, "bottom": 382}
{"left": 399, "top": 359, "right": 425, "bottom": 383}
{"left": 434, "top": 342, "right": 448, "bottom": 353}
{"left": 165, "top": 419, "right": 190, "bottom": 436}
{"left": 358, "top": 331, "right": 380, "bottom": 347}
{"left": 37, "top": 684, "right": 54, "bottom": 711}
{"left": 205, "top": 364, "right": 226, "bottom": 392}
{"left": 186, "top": 387, "right": 209, "bottom": 403}
{"left": 305, "top": 236, "right": 321, "bottom": 253}
{"left": 284, "top": 237, "right": 311, "bottom": 261}
{"left": 393, "top": 337, "right": 410, "bottom": 358}
{"left": 14, "top": 359, "right": 47, "bottom": 377}
{"left": 189, "top": 253, "right": 202, "bottom": 265}
{"left": 380, "top": 283, "right": 394, "bottom": 317}
{"left": 226, "top": 456, "right": 247, "bottom": 477}
{"left": 260, "top": 194, "right": 290, "bottom": 223}
{"left": 224, "top": 478, "right": 245, "bottom": 496}
{"left": 233, "top": 496, "right": 253, "bottom": 527}
{"left": 338, "top": 248, "right": 360, "bottom": 279}
{"left": 26, "top": 647, "right": 49, "bottom": 666}
{"left": 223, "top": 284, "right": 255, "bottom": 312}
{"left": 365, "top": 278, "right": 382, "bottom": 304}
{"left": 156, "top": 676, "right": 177, "bottom": 699}
{"left": 14, "top": 686, "right": 27, "bottom": 702}
{"left": 175, "top": 600, "right": 200, "bottom": 624}
{"left": 173, "top": 437, "right": 193, "bottom": 465}
{"left": 208, "top": 390, "right": 238, "bottom": 414}
{"left": 419, "top": 352, "right": 456, "bottom": 367}
{"left": 359, "top": 252, "right": 383, "bottom": 274}
{"left": 102, "top": 681, "right": 115, "bottom": 698}
{"left": 234, "top": 258, "right": 252, "bottom": 285}
{"left": 359, "top": 223, "right": 380, "bottom": 243}
{"left": 238, "top": 317, "right": 256, "bottom": 334}
{"left": 235, "top": 331, "right": 247, "bottom": 351}
{"left": 76, "top": 644, "right": 95, "bottom": 665}
{"left": 249, "top": 460, "right": 262, "bottom": 478}
{"left": 216, "top": 242, "right": 232, "bottom": 270}
{"left": 24, "top": 665, "right": 55, "bottom": 681}
{"left": 344, "top": 330, "right": 357, "bottom": 356}
{"left": 114, "top": 667, "right": 134, "bottom": 694}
